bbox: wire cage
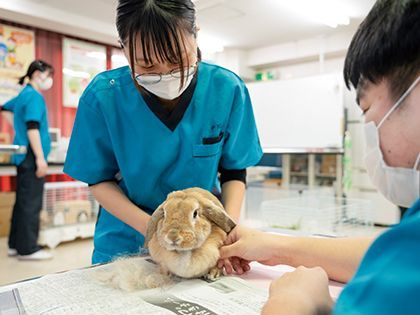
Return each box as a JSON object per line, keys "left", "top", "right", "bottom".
{"left": 40, "top": 181, "right": 99, "bottom": 229}
{"left": 244, "top": 184, "right": 373, "bottom": 237}
{"left": 260, "top": 196, "right": 373, "bottom": 236}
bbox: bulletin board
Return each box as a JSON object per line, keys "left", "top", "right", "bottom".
{"left": 0, "top": 24, "right": 35, "bottom": 104}
{"left": 247, "top": 73, "right": 344, "bottom": 153}
{"left": 62, "top": 38, "right": 106, "bottom": 107}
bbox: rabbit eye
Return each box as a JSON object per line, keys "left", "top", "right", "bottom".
{"left": 193, "top": 210, "right": 198, "bottom": 219}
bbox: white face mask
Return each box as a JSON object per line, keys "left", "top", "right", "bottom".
{"left": 136, "top": 68, "right": 195, "bottom": 100}
{"left": 363, "top": 76, "right": 420, "bottom": 208}
{"left": 37, "top": 76, "right": 53, "bottom": 91}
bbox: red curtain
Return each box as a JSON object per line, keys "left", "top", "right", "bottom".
{"left": 0, "top": 20, "right": 115, "bottom": 191}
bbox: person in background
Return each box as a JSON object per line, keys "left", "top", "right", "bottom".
{"left": 0, "top": 60, "right": 54, "bottom": 260}
{"left": 64, "top": 0, "right": 262, "bottom": 264}
{"left": 220, "top": 0, "right": 420, "bottom": 314}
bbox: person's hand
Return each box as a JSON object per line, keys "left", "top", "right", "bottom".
{"left": 35, "top": 158, "right": 48, "bottom": 178}
{"left": 263, "top": 266, "right": 333, "bottom": 315}
{"left": 218, "top": 226, "right": 280, "bottom": 274}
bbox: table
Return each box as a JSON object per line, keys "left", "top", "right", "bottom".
{"left": 0, "top": 260, "right": 344, "bottom": 314}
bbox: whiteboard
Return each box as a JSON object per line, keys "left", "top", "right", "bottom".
{"left": 247, "top": 73, "right": 344, "bottom": 153}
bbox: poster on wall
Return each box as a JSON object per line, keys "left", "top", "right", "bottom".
{"left": 111, "top": 47, "right": 128, "bottom": 69}
{"left": 62, "top": 38, "right": 106, "bottom": 108}
{"left": 0, "top": 24, "right": 35, "bottom": 104}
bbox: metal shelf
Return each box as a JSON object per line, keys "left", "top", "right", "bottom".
{"left": 0, "top": 145, "right": 27, "bottom": 154}
{"left": 282, "top": 153, "right": 343, "bottom": 196}
{"left": 290, "top": 172, "right": 308, "bottom": 176}
{"left": 316, "top": 173, "right": 336, "bottom": 178}
{"left": 0, "top": 164, "right": 64, "bottom": 176}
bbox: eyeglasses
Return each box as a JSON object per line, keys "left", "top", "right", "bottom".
{"left": 135, "top": 64, "right": 197, "bottom": 85}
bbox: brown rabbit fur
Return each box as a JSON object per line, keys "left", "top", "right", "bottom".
{"left": 95, "top": 188, "right": 236, "bottom": 291}
{"left": 147, "top": 187, "right": 236, "bottom": 279}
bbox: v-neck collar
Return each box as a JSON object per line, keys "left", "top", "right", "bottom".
{"left": 140, "top": 72, "right": 198, "bottom": 132}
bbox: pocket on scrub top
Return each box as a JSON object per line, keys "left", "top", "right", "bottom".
{"left": 193, "top": 141, "right": 223, "bottom": 157}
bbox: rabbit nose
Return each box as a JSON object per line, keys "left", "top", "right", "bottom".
{"left": 167, "top": 229, "right": 182, "bottom": 244}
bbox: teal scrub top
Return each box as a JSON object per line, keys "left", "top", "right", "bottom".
{"left": 2, "top": 84, "right": 51, "bottom": 165}
{"left": 64, "top": 62, "right": 263, "bottom": 263}
{"left": 334, "top": 198, "right": 420, "bottom": 315}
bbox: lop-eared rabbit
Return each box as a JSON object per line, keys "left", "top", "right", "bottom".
{"left": 95, "top": 188, "right": 236, "bottom": 291}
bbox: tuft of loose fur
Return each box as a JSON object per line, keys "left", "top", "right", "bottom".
{"left": 94, "top": 257, "right": 173, "bottom": 291}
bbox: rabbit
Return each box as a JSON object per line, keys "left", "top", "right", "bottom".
{"left": 145, "top": 187, "right": 236, "bottom": 280}
{"left": 94, "top": 187, "right": 236, "bottom": 291}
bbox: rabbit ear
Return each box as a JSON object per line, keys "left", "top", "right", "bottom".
{"left": 184, "top": 187, "right": 236, "bottom": 233}
{"left": 201, "top": 199, "right": 236, "bottom": 233}
{"left": 144, "top": 203, "right": 165, "bottom": 249}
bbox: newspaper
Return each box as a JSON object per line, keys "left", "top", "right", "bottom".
{"left": 0, "top": 288, "right": 26, "bottom": 315}
{"left": 2, "top": 258, "right": 268, "bottom": 315}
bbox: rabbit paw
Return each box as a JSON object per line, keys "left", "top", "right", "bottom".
{"left": 204, "top": 266, "right": 223, "bottom": 281}
{"left": 159, "top": 265, "right": 172, "bottom": 277}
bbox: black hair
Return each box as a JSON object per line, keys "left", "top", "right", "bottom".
{"left": 18, "top": 60, "right": 54, "bottom": 86}
{"left": 344, "top": 0, "right": 420, "bottom": 101}
{"left": 116, "top": 0, "right": 199, "bottom": 89}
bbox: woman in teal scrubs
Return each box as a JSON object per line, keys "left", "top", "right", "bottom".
{"left": 1, "top": 60, "right": 54, "bottom": 260}
{"left": 64, "top": 0, "right": 262, "bottom": 264}
{"left": 220, "top": 0, "right": 420, "bottom": 314}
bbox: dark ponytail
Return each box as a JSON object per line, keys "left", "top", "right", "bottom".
{"left": 116, "top": 0, "right": 199, "bottom": 88}
{"left": 18, "top": 60, "right": 54, "bottom": 85}
{"left": 18, "top": 74, "right": 26, "bottom": 86}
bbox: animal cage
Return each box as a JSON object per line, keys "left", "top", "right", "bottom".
{"left": 244, "top": 184, "right": 374, "bottom": 237}
{"left": 39, "top": 181, "right": 99, "bottom": 248}
{"left": 260, "top": 195, "right": 373, "bottom": 236}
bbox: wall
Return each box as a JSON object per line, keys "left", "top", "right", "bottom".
{"left": 209, "top": 49, "right": 255, "bottom": 81}
{"left": 205, "top": 30, "right": 353, "bottom": 81}
{"left": 247, "top": 29, "right": 355, "bottom": 68}
{"left": 0, "top": 19, "right": 119, "bottom": 192}
{"left": 257, "top": 56, "right": 345, "bottom": 80}
{"left": 228, "top": 31, "right": 400, "bottom": 225}
{"left": 0, "top": 0, "right": 117, "bottom": 46}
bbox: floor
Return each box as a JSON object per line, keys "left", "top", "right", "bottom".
{"left": 0, "top": 237, "right": 93, "bottom": 286}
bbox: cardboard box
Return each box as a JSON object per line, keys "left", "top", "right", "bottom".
{"left": 0, "top": 192, "right": 15, "bottom": 207}
{"left": 0, "top": 193, "right": 15, "bottom": 237}
{"left": 321, "top": 155, "right": 337, "bottom": 175}
{"left": 0, "top": 206, "right": 13, "bottom": 237}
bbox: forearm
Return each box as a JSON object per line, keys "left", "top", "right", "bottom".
{"left": 275, "top": 236, "right": 374, "bottom": 283}
{"left": 90, "top": 181, "right": 150, "bottom": 235}
{"left": 221, "top": 180, "right": 245, "bottom": 222}
{"left": 27, "top": 129, "right": 45, "bottom": 160}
